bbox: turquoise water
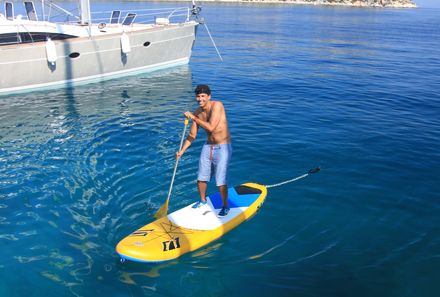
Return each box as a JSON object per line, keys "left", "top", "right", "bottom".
{"left": 1, "top": 2, "right": 440, "bottom": 297}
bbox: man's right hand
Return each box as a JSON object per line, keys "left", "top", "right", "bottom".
{"left": 184, "top": 111, "right": 195, "bottom": 120}
{"left": 176, "top": 151, "right": 183, "bottom": 160}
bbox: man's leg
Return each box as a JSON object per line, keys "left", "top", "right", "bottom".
{"left": 215, "top": 144, "right": 232, "bottom": 216}
{"left": 197, "top": 180, "right": 207, "bottom": 202}
{"left": 193, "top": 144, "right": 211, "bottom": 208}
{"left": 219, "top": 185, "right": 228, "bottom": 208}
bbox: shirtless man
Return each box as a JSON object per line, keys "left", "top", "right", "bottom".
{"left": 176, "top": 85, "right": 232, "bottom": 217}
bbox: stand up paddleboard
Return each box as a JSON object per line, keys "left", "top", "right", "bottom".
{"left": 116, "top": 183, "right": 267, "bottom": 263}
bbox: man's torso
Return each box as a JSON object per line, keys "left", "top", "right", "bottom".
{"left": 195, "top": 101, "right": 231, "bottom": 145}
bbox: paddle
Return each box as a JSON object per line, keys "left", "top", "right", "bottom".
{"left": 154, "top": 117, "right": 189, "bottom": 219}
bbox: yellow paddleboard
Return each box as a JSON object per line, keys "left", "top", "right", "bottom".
{"left": 116, "top": 183, "right": 267, "bottom": 262}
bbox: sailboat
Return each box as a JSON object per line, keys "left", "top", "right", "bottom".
{"left": 0, "top": 1, "right": 199, "bottom": 94}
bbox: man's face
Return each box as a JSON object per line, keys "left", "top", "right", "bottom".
{"left": 196, "top": 93, "right": 211, "bottom": 107}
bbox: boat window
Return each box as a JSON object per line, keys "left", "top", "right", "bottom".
{"left": 24, "top": 1, "right": 38, "bottom": 21}
{"left": 122, "top": 13, "right": 136, "bottom": 26}
{"left": 143, "top": 42, "right": 150, "bottom": 47}
{"left": 5, "top": 2, "right": 14, "bottom": 20}
{"left": 69, "top": 52, "right": 80, "bottom": 58}
{"left": 0, "top": 33, "right": 77, "bottom": 46}
{"left": 110, "top": 10, "right": 120, "bottom": 24}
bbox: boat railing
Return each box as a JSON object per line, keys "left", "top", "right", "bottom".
{"left": 0, "top": 3, "right": 195, "bottom": 46}
{"left": 2, "top": 2, "right": 193, "bottom": 24}
{"left": 90, "top": 7, "right": 192, "bottom": 26}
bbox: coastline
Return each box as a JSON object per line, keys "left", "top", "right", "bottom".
{"left": 154, "top": 0, "right": 417, "bottom": 8}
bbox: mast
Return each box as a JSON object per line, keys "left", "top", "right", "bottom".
{"left": 41, "top": 0, "right": 45, "bottom": 21}
{"left": 79, "top": 0, "right": 91, "bottom": 25}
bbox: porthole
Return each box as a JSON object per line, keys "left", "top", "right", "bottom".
{"left": 69, "top": 52, "right": 80, "bottom": 58}
{"left": 143, "top": 41, "right": 151, "bottom": 47}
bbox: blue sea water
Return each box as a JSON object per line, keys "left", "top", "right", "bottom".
{"left": 1, "top": 2, "right": 440, "bottom": 297}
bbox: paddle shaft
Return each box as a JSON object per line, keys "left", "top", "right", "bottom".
{"left": 165, "top": 118, "right": 189, "bottom": 204}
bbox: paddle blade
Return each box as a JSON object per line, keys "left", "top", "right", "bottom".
{"left": 154, "top": 200, "right": 169, "bottom": 219}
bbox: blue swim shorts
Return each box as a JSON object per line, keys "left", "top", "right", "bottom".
{"left": 197, "top": 143, "right": 232, "bottom": 187}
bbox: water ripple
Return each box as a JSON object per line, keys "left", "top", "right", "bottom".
{"left": 1, "top": 4, "right": 439, "bottom": 297}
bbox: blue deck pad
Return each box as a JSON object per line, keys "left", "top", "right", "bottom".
{"left": 208, "top": 187, "right": 261, "bottom": 209}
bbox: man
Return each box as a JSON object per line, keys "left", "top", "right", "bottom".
{"left": 176, "top": 85, "right": 232, "bottom": 217}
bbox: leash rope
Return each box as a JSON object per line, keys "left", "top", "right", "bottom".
{"left": 264, "top": 167, "right": 320, "bottom": 189}
{"left": 265, "top": 173, "right": 309, "bottom": 188}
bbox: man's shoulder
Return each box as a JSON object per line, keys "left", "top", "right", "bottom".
{"left": 212, "top": 101, "right": 224, "bottom": 109}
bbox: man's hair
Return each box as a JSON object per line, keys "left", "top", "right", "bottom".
{"left": 195, "top": 84, "right": 211, "bottom": 96}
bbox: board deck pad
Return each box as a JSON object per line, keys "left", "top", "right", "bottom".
{"left": 168, "top": 186, "right": 262, "bottom": 230}
{"left": 209, "top": 186, "right": 262, "bottom": 208}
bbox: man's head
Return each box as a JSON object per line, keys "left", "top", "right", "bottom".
{"left": 194, "top": 85, "right": 211, "bottom": 108}
{"left": 195, "top": 84, "right": 211, "bottom": 96}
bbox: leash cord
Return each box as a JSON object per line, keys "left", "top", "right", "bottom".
{"left": 264, "top": 167, "right": 320, "bottom": 188}
{"left": 265, "top": 173, "right": 309, "bottom": 188}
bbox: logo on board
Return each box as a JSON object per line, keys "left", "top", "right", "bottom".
{"left": 163, "top": 237, "right": 181, "bottom": 251}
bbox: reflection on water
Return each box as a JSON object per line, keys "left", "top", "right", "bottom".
{"left": 0, "top": 66, "right": 197, "bottom": 296}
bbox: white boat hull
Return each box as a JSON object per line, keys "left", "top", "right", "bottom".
{"left": 0, "top": 22, "right": 197, "bottom": 94}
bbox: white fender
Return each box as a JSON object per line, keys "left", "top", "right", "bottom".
{"left": 155, "top": 17, "right": 169, "bottom": 25}
{"left": 45, "top": 38, "right": 57, "bottom": 65}
{"left": 120, "top": 33, "right": 131, "bottom": 54}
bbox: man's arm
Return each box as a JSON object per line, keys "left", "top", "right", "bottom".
{"left": 176, "top": 120, "right": 198, "bottom": 160}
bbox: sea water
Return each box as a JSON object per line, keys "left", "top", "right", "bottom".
{"left": 0, "top": 2, "right": 439, "bottom": 297}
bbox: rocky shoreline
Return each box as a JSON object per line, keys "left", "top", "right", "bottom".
{"left": 182, "top": 0, "right": 418, "bottom": 8}
{"left": 246, "top": 0, "right": 415, "bottom": 8}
